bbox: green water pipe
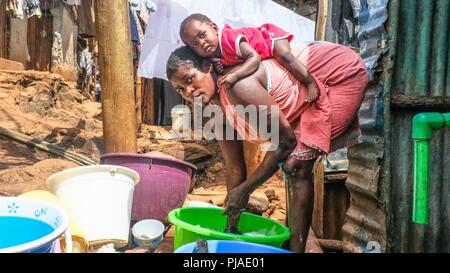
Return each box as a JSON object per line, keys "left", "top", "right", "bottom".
{"left": 412, "top": 112, "right": 450, "bottom": 224}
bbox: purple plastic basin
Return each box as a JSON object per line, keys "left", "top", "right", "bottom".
{"left": 100, "top": 153, "right": 196, "bottom": 221}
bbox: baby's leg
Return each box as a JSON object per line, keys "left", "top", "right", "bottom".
{"left": 273, "top": 40, "right": 319, "bottom": 102}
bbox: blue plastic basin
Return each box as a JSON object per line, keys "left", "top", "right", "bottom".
{"left": 175, "top": 240, "right": 292, "bottom": 253}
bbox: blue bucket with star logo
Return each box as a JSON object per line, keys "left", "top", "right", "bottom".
{"left": 0, "top": 197, "right": 71, "bottom": 253}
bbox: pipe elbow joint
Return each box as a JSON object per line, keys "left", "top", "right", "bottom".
{"left": 412, "top": 112, "right": 445, "bottom": 140}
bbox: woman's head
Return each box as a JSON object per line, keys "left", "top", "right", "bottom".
{"left": 179, "top": 13, "right": 219, "bottom": 58}
{"left": 166, "top": 46, "right": 217, "bottom": 105}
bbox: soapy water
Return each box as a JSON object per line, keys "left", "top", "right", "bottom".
{"left": 196, "top": 224, "right": 279, "bottom": 237}
{"left": 243, "top": 226, "right": 279, "bottom": 237}
{"left": 242, "top": 231, "right": 267, "bottom": 237}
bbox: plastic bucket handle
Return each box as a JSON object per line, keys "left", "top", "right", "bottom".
{"left": 63, "top": 229, "right": 72, "bottom": 253}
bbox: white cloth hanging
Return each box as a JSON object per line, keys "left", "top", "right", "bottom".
{"left": 137, "top": 0, "right": 315, "bottom": 80}
{"left": 80, "top": 48, "right": 93, "bottom": 76}
{"left": 63, "top": 0, "right": 81, "bottom": 6}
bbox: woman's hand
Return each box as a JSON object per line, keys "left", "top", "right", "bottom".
{"left": 223, "top": 184, "right": 250, "bottom": 220}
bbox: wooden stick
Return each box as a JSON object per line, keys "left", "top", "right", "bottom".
{"left": 315, "top": 0, "right": 329, "bottom": 41}
{"left": 96, "top": 0, "right": 137, "bottom": 153}
{"left": 312, "top": 156, "right": 325, "bottom": 238}
{"left": 0, "top": 127, "right": 97, "bottom": 166}
{"left": 135, "top": 76, "right": 143, "bottom": 132}
{"left": 317, "top": 239, "right": 364, "bottom": 253}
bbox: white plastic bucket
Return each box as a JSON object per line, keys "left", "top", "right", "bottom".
{"left": 46, "top": 165, "right": 140, "bottom": 248}
{"left": 171, "top": 105, "right": 191, "bottom": 135}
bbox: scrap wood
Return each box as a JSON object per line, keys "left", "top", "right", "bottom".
{"left": 0, "top": 127, "right": 97, "bottom": 166}
{"left": 315, "top": 0, "right": 328, "bottom": 41}
{"left": 317, "top": 239, "right": 363, "bottom": 253}
{"left": 306, "top": 228, "right": 325, "bottom": 253}
{"left": 139, "top": 141, "right": 212, "bottom": 164}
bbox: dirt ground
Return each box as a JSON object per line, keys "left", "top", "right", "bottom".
{"left": 0, "top": 70, "right": 288, "bottom": 220}
{"left": 0, "top": 70, "right": 325, "bottom": 253}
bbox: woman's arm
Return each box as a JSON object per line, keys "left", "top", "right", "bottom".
{"left": 217, "top": 139, "right": 246, "bottom": 192}
{"left": 216, "top": 118, "right": 247, "bottom": 231}
{"left": 223, "top": 72, "right": 297, "bottom": 218}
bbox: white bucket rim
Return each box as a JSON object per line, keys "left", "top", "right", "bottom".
{"left": 171, "top": 106, "right": 191, "bottom": 114}
{"left": 45, "top": 165, "right": 140, "bottom": 190}
{"left": 0, "top": 197, "right": 70, "bottom": 253}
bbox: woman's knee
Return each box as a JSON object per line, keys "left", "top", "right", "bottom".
{"left": 283, "top": 157, "right": 315, "bottom": 181}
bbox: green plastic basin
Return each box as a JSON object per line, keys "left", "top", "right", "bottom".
{"left": 167, "top": 207, "right": 290, "bottom": 250}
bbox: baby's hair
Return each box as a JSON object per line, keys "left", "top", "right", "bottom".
{"left": 179, "top": 13, "right": 213, "bottom": 39}
{"left": 166, "top": 46, "right": 205, "bottom": 80}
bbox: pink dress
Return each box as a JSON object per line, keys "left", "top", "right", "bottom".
{"left": 218, "top": 23, "right": 294, "bottom": 66}
{"left": 218, "top": 42, "right": 368, "bottom": 160}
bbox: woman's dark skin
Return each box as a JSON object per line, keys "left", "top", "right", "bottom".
{"left": 170, "top": 59, "right": 315, "bottom": 253}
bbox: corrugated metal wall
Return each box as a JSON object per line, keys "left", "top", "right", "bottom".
{"left": 392, "top": 0, "right": 450, "bottom": 97}
{"left": 326, "top": 0, "right": 449, "bottom": 252}
{"left": 389, "top": 111, "right": 450, "bottom": 252}
{"left": 330, "top": 0, "right": 450, "bottom": 252}
{"left": 386, "top": 0, "right": 450, "bottom": 252}
{"left": 339, "top": 0, "right": 389, "bottom": 252}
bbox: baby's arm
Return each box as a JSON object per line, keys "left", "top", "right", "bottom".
{"left": 273, "top": 39, "right": 319, "bottom": 102}
{"left": 218, "top": 41, "right": 260, "bottom": 88}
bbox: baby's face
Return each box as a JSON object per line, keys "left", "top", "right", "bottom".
{"left": 182, "top": 20, "right": 219, "bottom": 58}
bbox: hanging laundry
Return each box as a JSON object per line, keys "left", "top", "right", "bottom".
{"left": 138, "top": 1, "right": 149, "bottom": 24}
{"left": 138, "top": 0, "right": 156, "bottom": 24}
{"left": 63, "top": 0, "right": 81, "bottom": 5}
{"left": 129, "top": 6, "right": 140, "bottom": 45}
{"left": 6, "top": 0, "right": 25, "bottom": 19}
{"left": 79, "top": 48, "right": 93, "bottom": 76}
{"left": 25, "top": 0, "right": 42, "bottom": 18}
{"left": 138, "top": 0, "right": 314, "bottom": 80}
{"left": 130, "top": 7, "right": 145, "bottom": 45}
{"left": 143, "top": 0, "right": 157, "bottom": 12}
{"left": 129, "top": 0, "right": 141, "bottom": 12}
{"left": 95, "top": 83, "right": 101, "bottom": 102}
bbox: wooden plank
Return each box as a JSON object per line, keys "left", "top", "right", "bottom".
{"left": 42, "top": 15, "right": 53, "bottom": 71}
{"left": 135, "top": 76, "right": 143, "bottom": 131}
{"left": 391, "top": 93, "right": 450, "bottom": 109}
{"left": 9, "top": 17, "right": 28, "bottom": 65}
{"left": 0, "top": 0, "right": 6, "bottom": 59}
{"left": 143, "top": 79, "right": 155, "bottom": 125}
{"left": 306, "top": 228, "right": 325, "bottom": 253}
{"left": 27, "top": 17, "right": 37, "bottom": 70}
{"left": 312, "top": 156, "right": 325, "bottom": 238}
{"left": 324, "top": 172, "right": 347, "bottom": 182}
{"left": 0, "top": 58, "right": 24, "bottom": 70}
{"left": 37, "top": 16, "right": 44, "bottom": 70}
{"left": 318, "top": 239, "right": 363, "bottom": 253}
